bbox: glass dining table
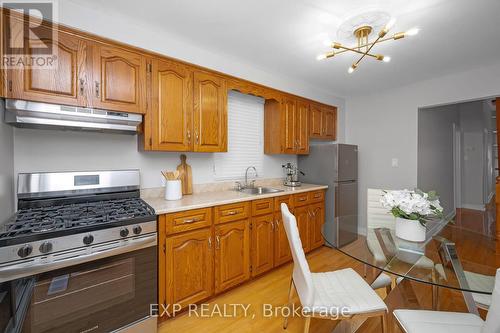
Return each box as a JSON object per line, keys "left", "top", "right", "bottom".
{"left": 322, "top": 216, "right": 498, "bottom": 314}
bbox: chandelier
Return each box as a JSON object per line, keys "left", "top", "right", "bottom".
{"left": 317, "top": 18, "right": 419, "bottom": 73}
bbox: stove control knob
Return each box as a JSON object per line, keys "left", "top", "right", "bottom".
{"left": 120, "top": 228, "right": 129, "bottom": 238}
{"left": 17, "top": 245, "right": 33, "bottom": 258}
{"left": 132, "top": 225, "right": 142, "bottom": 235}
{"left": 83, "top": 234, "right": 94, "bottom": 245}
{"left": 39, "top": 242, "right": 53, "bottom": 254}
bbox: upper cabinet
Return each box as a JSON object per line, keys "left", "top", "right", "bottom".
{"left": 92, "top": 44, "right": 147, "bottom": 114}
{"left": 5, "top": 16, "right": 91, "bottom": 106}
{"left": 264, "top": 95, "right": 309, "bottom": 155}
{"left": 309, "top": 103, "right": 337, "bottom": 140}
{"left": 150, "top": 59, "right": 193, "bottom": 151}
{"left": 193, "top": 71, "right": 227, "bottom": 152}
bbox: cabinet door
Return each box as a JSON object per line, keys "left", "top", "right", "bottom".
{"left": 323, "top": 106, "right": 337, "bottom": 140}
{"left": 193, "top": 71, "right": 227, "bottom": 152}
{"left": 309, "top": 104, "right": 323, "bottom": 138}
{"left": 274, "top": 212, "right": 292, "bottom": 266}
{"left": 214, "top": 219, "right": 250, "bottom": 293}
{"left": 294, "top": 206, "right": 311, "bottom": 252}
{"left": 281, "top": 97, "right": 296, "bottom": 154}
{"left": 151, "top": 59, "right": 192, "bottom": 151}
{"left": 165, "top": 228, "right": 213, "bottom": 311}
{"left": 309, "top": 202, "right": 325, "bottom": 250}
{"left": 92, "top": 44, "right": 146, "bottom": 113}
{"left": 6, "top": 19, "right": 90, "bottom": 106}
{"left": 296, "top": 100, "right": 309, "bottom": 154}
{"left": 251, "top": 214, "right": 274, "bottom": 276}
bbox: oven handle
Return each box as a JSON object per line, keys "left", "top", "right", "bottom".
{"left": 0, "top": 234, "right": 157, "bottom": 283}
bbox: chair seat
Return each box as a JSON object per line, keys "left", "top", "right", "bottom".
{"left": 308, "top": 268, "right": 387, "bottom": 315}
{"left": 393, "top": 309, "right": 484, "bottom": 333}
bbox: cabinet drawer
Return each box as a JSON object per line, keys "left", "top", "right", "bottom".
{"left": 214, "top": 202, "right": 250, "bottom": 224}
{"left": 252, "top": 198, "right": 274, "bottom": 216}
{"left": 165, "top": 208, "right": 212, "bottom": 235}
{"left": 293, "top": 193, "right": 309, "bottom": 207}
{"left": 308, "top": 190, "right": 325, "bottom": 203}
{"left": 274, "top": 195, "right": 292, "bottom": 212}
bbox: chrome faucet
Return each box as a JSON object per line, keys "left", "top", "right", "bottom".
{"left": 244, "top": 166, "right": 258, "bottom": 188}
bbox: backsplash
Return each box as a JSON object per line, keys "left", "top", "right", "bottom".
{"left": 141, "top": 178, "right": 284, "bottom": 198}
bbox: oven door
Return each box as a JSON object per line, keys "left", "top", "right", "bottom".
{"left": 5, "top": 245, "right": 156, "bottom": 333}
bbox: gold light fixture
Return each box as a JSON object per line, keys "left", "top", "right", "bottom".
{"left": 317, "top": 18, "right": 419, "bottom": 73}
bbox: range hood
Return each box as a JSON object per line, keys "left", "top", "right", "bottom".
{"left": 3, "top": 99, "right": 142, "bottom": 134}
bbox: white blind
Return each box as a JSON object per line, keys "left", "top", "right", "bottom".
{"left": 213, "top": 91, "right": 264, "bottom": 180}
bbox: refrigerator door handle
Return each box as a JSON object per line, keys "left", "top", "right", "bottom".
{"left": 334, "top": 180, "right": 357, "bottom": 184}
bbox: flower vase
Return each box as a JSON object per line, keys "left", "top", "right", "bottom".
{"left": 395, "top": 217, "right": 426, "bottom": 242}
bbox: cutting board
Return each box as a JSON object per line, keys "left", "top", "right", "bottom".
{"left": 176, "top": 154, "right": 192, "bottom": 195}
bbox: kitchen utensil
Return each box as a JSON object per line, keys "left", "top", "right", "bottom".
{"left": 177, "top": 154, "right": 193, "bottom": 195}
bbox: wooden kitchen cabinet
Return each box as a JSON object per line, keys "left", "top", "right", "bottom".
{"left": 214, "top": 219, "right": 250, "bottom": 293}
{"left": 294, "top": 205, "right": 311, "bottom": 252}
{"left": 164, "top": 227, "right": 214, "bottom": 311}
{"left": 5, "top": 16, "right": 91, "bottom": 107}
{"left": 309, "top": 103, "right": 337, "bottom": 140}
{"left": 251, "top": 214, "right": 275, "bottom": 276}
{"left": 92, "top": 44, "right": 147, "bottom": 113}
{"left": 150, "top": 59, "right": 193, "bottom": 151}
{"left": 273, "top": 211, "right": 293, "bottom": 266}
{"left": 264, "top": 95, "right": 309, "bottom": 155}
{"left": 193, "top": 71, "right": 227, "bottom": 152}
{"left": 309, "top": 202, "right": 325, "bottom": 250}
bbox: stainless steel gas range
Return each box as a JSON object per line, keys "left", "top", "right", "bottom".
{"left": 0, "top": 170, "right": 157, "bottom": 333}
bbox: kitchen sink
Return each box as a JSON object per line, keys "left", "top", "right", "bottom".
{"left": 237, "top": 187, "right": 284, "bottom": 195}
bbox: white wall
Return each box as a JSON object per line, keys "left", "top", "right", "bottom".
{"left": 417, "top": 104, "right": 458, "bottom": 217}
{"left": 346, "top": 62, "right": 500, "bottom": 232}
{"left": 0, "top": 102, "right": 15, "bottom": 221}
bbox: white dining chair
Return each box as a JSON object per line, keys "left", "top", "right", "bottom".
{"left": 280, "top": 203, "right": 388, "bottom": 333}
{"left": 393, "top": 268, "right": 500, "bottom": 333}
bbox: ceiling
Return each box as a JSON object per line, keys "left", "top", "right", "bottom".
{"left": 67, "top": 0, "right": 500, "bottom": 98}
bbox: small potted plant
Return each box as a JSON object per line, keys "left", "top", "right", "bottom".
{"left": 380, "top": 189, "right": 443, "bottom": 242}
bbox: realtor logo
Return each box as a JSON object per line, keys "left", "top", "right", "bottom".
{"left": 2, "top": 0, "right": 58, "bottom": 69}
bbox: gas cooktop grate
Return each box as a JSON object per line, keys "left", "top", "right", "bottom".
{"left": 0, "top": 198, "right": 154, "bottom": 240}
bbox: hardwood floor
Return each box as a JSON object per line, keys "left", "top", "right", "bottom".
{"left": 159, "top": 244, "right": 485, "bottom": 333}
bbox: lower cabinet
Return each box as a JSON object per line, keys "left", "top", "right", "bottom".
{"left": 164, "top": 228, "right": 213, "bottom": 310}
{"left": 251, "top": 214, "right": 275, "bottom": 277}
{"left": 214, "top": 219, "right": 251, "bottom": 293}
{"left": 273, "top": 211, "right": 293, "bottom": 266}
{"left": 294, "top": 205, "right": 311, "bottom": 252}
{"left": 158, "top": 190, "right": 325, "bottom": 318}
{"left": 309, "top": 202, "right": 325, "bottom": 250}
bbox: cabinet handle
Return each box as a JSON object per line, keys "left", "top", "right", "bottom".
{"left": 183, "top": 218, "right": 198, "bottom": 224}
{"left": 79, "top": 79, "right": 84, "bottom": 95}
{"left": 187, "top": 129, "right": 191, "bottom": 144}
{"left": 208, "top": 236, "right": 212, "bottom": 248}
{"left": 271, "top": 220, "right": 275, "bottom": 230}
{"left": 275, "top": 219, "right": 279, "bottom": 229}
{"left": 307, "top": 210, "right": 313, "bottom": 218}
{"left": 298, "top": 197, "right": 306, "bottom": 202}
{"left": 215, "top": 235, "right": 220, "bottom": 249}
{"left": 227, "top": 210, "right": 237, "bottom": 215}
{"left": 95, "top": 81, "right": 100, "bottom": 98}
{"left": 195, "top": 130, "right": 199, "bottom": 144}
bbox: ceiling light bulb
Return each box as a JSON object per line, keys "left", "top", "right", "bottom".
{"left": 322, "top": 39, "right": 332, "bottom": 47}
{"left": 348, "top": 66, "right": 354, "bottom": 73}
{"left": 316, "top": 54, "right": 327, "bottom": 61}
{"left": 385, "top": 18, "right": 396, "bottom": 30}
{"left": 405, "top": 28, "right": 419, "bottom": 36}
{"left": 383, "top": 56, "right": 391, "bottom": 62}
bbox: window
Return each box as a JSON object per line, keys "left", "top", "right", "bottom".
{"left": 213, "top": 91, "right": 264, "bottom": 180}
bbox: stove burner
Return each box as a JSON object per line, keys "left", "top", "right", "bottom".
{"left": 0, "top": 198, "right": 154, "bottom": 241}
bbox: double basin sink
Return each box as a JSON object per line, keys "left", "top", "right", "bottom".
{"left": 236, "top": 187, "right": 284, "bottom": 195}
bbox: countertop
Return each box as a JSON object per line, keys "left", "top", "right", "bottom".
{"left": 143, "top": 183, "right": 328, "bottom": 215}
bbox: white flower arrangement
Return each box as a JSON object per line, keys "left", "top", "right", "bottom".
{"left": 380, "top": 189, "right": 443, "bottom": 226}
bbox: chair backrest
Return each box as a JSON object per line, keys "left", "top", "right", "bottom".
{"left": 482, "top": 268, "right": 500, "bottom": 333}
{"left": 281, "top": 203, "right": 314, "bottom": 307}
{"left": 367, "top": 188, "right": 395, "bottom": 229}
